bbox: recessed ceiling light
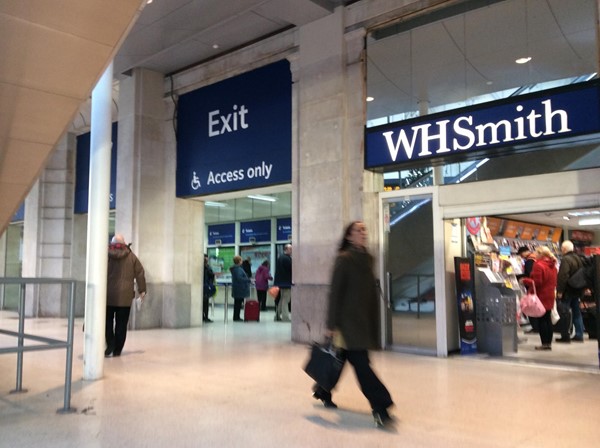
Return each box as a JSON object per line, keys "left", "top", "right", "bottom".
{"left": 212, "top": 44, "right": 219, "bottom": 49}
{"left": 247, "top": 194, "right": 276, "bottom": 202}
{"left": 515, "top": 57, "right": 532, "bottom": 64}
{"left": 146, "top": 0, "right": 153, "bottom": 4}
{"left": 579, "top": 217, "right": 600, "bottom": 226}
{"left": 366, "top": 96, "right": 374, "bottom": 102}
{"left": 563, "top": 216, "right": 570, "bottom": 221}
{"left": 568, "top": 210, "right": 600, "bottom": 217}
{"left": 205, "top": 201, "right": 226, "bottom": 208}
{"left": 486, "top": 81, "right": 493, "bottom": 85}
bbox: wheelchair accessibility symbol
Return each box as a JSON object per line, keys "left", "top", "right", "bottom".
{"left": 191, "top": 171, "right": 201, "bottom": 190}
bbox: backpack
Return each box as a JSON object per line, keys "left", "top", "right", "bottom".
{"left": 567, "top": 256, "right": 594, "bottom": 290}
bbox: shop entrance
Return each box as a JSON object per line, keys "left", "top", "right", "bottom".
{"left": 452, "top": 210, "right": 599, "bottom": 370}
{"left": 380, "top": 191, "right": 437, "bottom": 354}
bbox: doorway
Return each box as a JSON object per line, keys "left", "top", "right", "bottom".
{"left": 380, "top": 190, "right": 437, "bottom": 354}
{"left": 452, "top": 210, "right": 599, "bottom": 370}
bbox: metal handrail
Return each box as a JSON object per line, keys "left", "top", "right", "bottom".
{"left": 0, "top": 277, "right": 76, "bottom": 414}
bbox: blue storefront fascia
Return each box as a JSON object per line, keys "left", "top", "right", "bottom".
{"left": 365, "top": 80, "right": 600, "bottom": 171}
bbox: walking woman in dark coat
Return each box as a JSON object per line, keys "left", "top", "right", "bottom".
{"left": 313, "top": 221, "right": 394, "bottom": 428}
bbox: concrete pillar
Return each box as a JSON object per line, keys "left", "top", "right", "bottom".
{"left": 83, "top": 62, "right": 113, "bottom": 381}
{"left": 117, "top": 68, "right": 203, "bottom": 330}
{"left": 292, "top": 9, "right": 377, "bottom": 344}
{"left": 22, "top": 180, "right": 41, "bottom": 316}
{"left": 19, "top": 132, "right": 77, "bottom": 317}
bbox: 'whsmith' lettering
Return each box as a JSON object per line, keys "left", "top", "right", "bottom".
{"left": 208, "top": 104, "right": 249, "bottom": 137}
{"left": 382, "top": 99, "right": 571, "bottom": 162}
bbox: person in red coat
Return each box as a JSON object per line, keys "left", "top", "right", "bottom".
{"left": 522, "top": 246, "right": 557, "bottom": 351}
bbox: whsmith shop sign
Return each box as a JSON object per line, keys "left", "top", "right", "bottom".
{"left": 176, "top": 60, "right": 291, "bottom": 196}
{"left": 365, "top": 81, "right": 600, "bottom": 169}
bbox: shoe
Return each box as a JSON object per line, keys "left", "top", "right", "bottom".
{"left": 372, "top": 410, "right": 394, "bottom": 428}
{"left": 571, "top": 336, "right": 584, "bottom": 342}
{"left": 312, "top": 390, "right": 337, "bottom": 409}
{"left": 555, "top": 337, "right": 571, "bottom": 343}
{"left": 113, "top": 351, "right": 121, "bottom": 357}
{"left": 534, "top": 345, "right": 552, "bottom": 351}
{"left": 104, "top": 347, "right": 113, "bottom": 357}
{"left": 233, "top": 318, "right": 242, "bottom": 322}
{"left": 203, "top": 318, "right": 213, "bottom": 323}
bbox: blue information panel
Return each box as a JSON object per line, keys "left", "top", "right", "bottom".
{"left": 177, "top": 60, "right": 292, "bottom": 197}
{"left": 11, "top": 203, "right": 24, "bottom": 222}
{"left": 240, "top": 220, "right": 271, "bottom": 243}
{"left": 207, "top": 223, "right": 235, "bottom": 245}
{"left": 276, "top": 217, "right": 291, "bottom": 241}
{"left": 366, "top": 81, "right": 600, "bottom": 169}
{"left": 74, "top": 122, "right": 118, "bottom": 213}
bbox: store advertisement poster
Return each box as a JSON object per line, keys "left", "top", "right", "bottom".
{"left": 176, "top": 60, "right": 291, "bottom": 196}
{"left": 454, "top": 257, "right": 477, "bottom": 354}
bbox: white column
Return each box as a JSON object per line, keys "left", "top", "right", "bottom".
{"left": 83, "top": 62, "right": 113, "bottom": 380}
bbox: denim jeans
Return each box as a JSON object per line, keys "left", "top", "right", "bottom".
{"left": 564, "top": 292, "right": 584, "bottom": 339}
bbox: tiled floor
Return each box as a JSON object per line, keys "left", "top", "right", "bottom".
{"left": 1, "top": 309, "right": 599, "bottom": 448}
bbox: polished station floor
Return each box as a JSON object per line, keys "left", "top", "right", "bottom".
{"left": 1, "top": 308, "right": 599, "bottom": 448}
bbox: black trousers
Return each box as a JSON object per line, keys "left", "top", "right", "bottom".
{"left": 256, "top": 289, "right": 267, "bottom": 310}
{"left": 538, "top": 310, "right": 553, "bottom": 346}
{"left": 106, "top": 305, "right": 131, "bottom": 355}
{"left": 233, "top": 297, "right": 244, "bottom": 321}
{"left": 315, "top": 349, "right": 393, "bottom": 413}
{"left": 203, "top": 295, "right": 210, "bottom": 320}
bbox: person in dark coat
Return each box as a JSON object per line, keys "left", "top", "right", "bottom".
{"left": 230, "top": 255, "right": 250, "bottom": 321}
{"left": 242, "top": 257, "right": 252, "bottom": 279}
{"left": 203, "top": 254, "right": 216, "bottom": 323}
{"left": 555, "top": 240, "right": 585, "bottom": 342}
{"left": 312, "top": 221, "right": 394, "bottom": 428}
{"left": 274, "top": 244, "right": 292, "bottom": 322}
{"left": 105, "top": 234, "right": 146, "bottom": 357}
{"left": 522, "top": 246, "right": 557, "bottom": 351}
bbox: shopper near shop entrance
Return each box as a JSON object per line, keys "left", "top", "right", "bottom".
{"left": 516, "top": 246, "right": 536, "bottom": 279}
{"left": 522, "top": 246, "right": 557, "bottom": 351}
{"left": 105, "top": 234, "right": 146, "bottom": 357}
{"left": 517, "top": 246, "right": 539, "bottom": 334}
{"left": 556, "top": 240, "right": 585, "bottom": 343}
{"left": 274, "top": 244, "right": 292, "bottom": 322}
{"left": 312, "top": 221, "right": 395, "bottom": 429}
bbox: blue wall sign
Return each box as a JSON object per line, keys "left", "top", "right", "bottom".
{"left": 366, "top": 81, "right": 600, "bottom": 169}
{"left": 74, "top": 122, "right": 118, "bottom": 213}
{"left": 11, "top": 203, "right": 24, "bottom": 222}
{"left": 240, "top": 220, "right": 271, "bottom": 243}
{"left": 276, "top": 217, "right": 291, "bottom": 241}
{"left": 176, "top": 60, "right": 292, "bottom": 197}
{"left": 207, "top": 223, "right": 235, "bottom": 245}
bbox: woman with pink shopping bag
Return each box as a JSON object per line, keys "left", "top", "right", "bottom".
{"left": 521, "top": 246, "right": 557, "bottom": 351}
